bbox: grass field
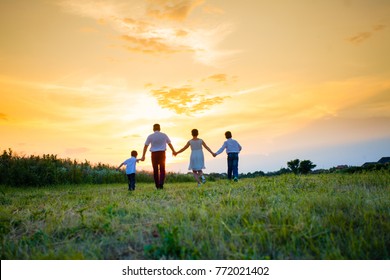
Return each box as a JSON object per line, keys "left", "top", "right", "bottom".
{"left": 0, "top": 171, "right": 389, "bottom": 260}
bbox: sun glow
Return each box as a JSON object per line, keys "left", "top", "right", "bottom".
{"left": 1, "top": 0, "right": 389, "bottom": 172}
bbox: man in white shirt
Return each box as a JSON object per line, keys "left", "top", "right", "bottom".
{"left": 141, "top": 124, "right": 176, "bottom": 189}
{"left": 215, "top": 131, "right": 242, "bottom": 181}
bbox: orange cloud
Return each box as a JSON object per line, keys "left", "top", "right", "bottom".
{"left": 202, "top": 73, "right": 238, "bottom": 84}
{"left": 122, "top": 17, "right": 152, "bottom": 33}
{"left": 205, "top": 73, "right": 228, "bottom": 83}
{"left": 372, "top": 24, "right": 386, "bottom": 31}
{"left": 122, "top": 17, "right": 138, "bottom": 24}
{"left": 121, "top": 34, "right": 184, "bottom": 53}
{"left": 0, "top": 113, "right": 8, "bottom": 121}
{"left": 146, "top": 0, "right": 204, "bottom": 21}
{"left": 175, "top": 29, "right": 188, "bottom": 37}
{"left": 151, "top": 85, "right": 225, "bottom": 114}
{"left": 60, "top": 0, "right": 235, "bottom": 65}
{"left": 347, "top": 24, "right": 386, "bottom": 45}
{"left": 348, "top": 32, "right": 372, "bottom": 45}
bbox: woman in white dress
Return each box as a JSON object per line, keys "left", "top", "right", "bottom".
{"left": 174, "top": 129, "right": 215, "bottom": 186}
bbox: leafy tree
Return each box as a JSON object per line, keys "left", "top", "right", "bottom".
{"left": 299, "top": 160, "right": 316, "bottom": 174}
{"left": 287, "top": 159, "right": 316, "bottom": 174}
{"left": 287, "top": 159, "right": 300, "bottom": 174}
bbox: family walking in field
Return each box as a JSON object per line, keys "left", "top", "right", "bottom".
{"left": 117, "top": 123, "right": 242, "bottom": 191}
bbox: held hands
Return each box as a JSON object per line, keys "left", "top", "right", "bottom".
{"left": 172, "top": 150, "right": 215, "bottom": 157}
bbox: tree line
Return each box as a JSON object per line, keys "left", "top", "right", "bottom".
{"left": 0, "top": 149, "right": 199, "bottom": 187}
{"left": 0, "top": 149, "right": 388, "bottom": 187}
{"left": 241, "top": 158, "right": 389, "bottom": 178}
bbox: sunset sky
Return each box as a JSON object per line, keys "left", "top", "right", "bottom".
{"left": 1, "top": 0, "right": 389, "bottom": 173}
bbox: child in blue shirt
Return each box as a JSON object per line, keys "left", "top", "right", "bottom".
{"left": 117, "top": 150, "right": 140, "bottom": 191}
{"left": 214, "top": 131, "right": 242, "bottom": 181}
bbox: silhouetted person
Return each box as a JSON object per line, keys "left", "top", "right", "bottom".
{"left": 140, "top": 124, "right": 176, "bottom": 189}
{"left": 215, "top": 131, "right": 242, "bottom": 181}
{"left": 117, "top": 150, "right": 140, "bottom": 191}
{"left": 174, "top": 129, "right": 214, "bottom": 187}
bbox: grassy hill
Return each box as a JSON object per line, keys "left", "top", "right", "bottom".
{"left": 0, "top": 171, "right": 389, "bottom": 259}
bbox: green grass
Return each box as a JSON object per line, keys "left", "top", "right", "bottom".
{"left": 0, "top": 171, "right": 389, "bottom": 259}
